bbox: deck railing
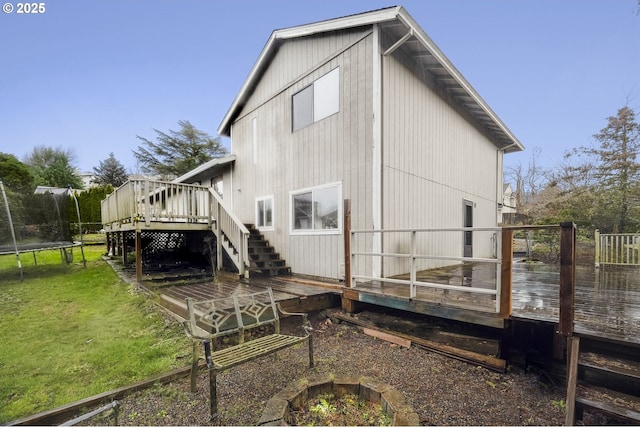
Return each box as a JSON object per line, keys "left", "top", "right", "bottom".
{"left": 101, "top": 179, "right": 249, "bottom": 275}
{"left": 347, "top": 223, "right": 576, "bottom": 327}
{"left": 101, "top": 180, "right": 211, "bottom": 226}
{"left": 348, "top": 227, "right": 505, "bottom": 314}
{"left": 595, "top": 230, "right": 640, "bottom": 267}
{"left": 209, "top": 187, "right": 250, "bottom": 277}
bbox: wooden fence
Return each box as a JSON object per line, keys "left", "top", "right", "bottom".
{"left": 595, "top": 230, "right": 640, "bottom": 267}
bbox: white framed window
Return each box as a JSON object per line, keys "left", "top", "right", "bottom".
{"left": 211, "top": 176, "right": 223, "bottom": 198}
{"left": 290, "top": 182, "right": 341, "bottom": 234}
{"left": 292, "top": 67, "right": 340, "bottom": 132}
{"left": 256, "top": 196, "right": 274, "bottom": 230}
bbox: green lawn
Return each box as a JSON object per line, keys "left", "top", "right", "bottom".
{"left": 0, "top": 245, "right": 191, "bottom": 423}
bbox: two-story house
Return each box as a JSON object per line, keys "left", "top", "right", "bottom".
{"left": 174, "top": 6, "right": 523, "bottom": 282}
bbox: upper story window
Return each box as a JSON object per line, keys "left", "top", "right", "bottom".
{"left": 292, "top": 67, "right": 340, "bottom": 132}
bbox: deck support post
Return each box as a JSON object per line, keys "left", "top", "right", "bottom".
{"left": 499, "top": 228, "right": 513, "bottom": 318}
{"left": 342, "top": 288, "right": 360, "bottom": 313}
{"left": 564, "top": 335, "right": 580, "bottom": 426}
{"left": 135, "top": 231, "right": 142, "bottom": 282}
{"left": 558, "top": 222, "right": 576, "bottom": 337}
{"left": 121, "top": 231, "right": 127, "bottom": 263}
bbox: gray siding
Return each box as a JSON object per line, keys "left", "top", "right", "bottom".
{"left": 227, "top": 25, "right": 506, "bottom": 281}
{"left": 380, "top": 40, "right": 502, "bottom": 276}
{"left": 230, "top": 28, "right": 374, "bottom": 280}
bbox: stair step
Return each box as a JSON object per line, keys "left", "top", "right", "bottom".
{"left": 248, "top": 246, "right": 275, "bottom": 255}
{"left": 580, "top": 352, "right": 640, "bottom": 380}
{"left": 243, "top": 225, "right": 290, "bottom": 277}
{"left": 250, "top": 253, "right": 281, "bottom": 261}
{"left": 253, "top": 260, "right": 286, "bottom": 268}
{"left": 248, "top": 266, "right": 291, "bottom": 276}
{"left": 576, "top": 384, "right": 640, "bottom": 423}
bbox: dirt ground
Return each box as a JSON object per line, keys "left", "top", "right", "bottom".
{"left": 83, "top": 309, "right": 586, "bottom": 426}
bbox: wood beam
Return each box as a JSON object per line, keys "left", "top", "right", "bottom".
{"left": 135, "top": 231, "right": 142, "bottom": 282}
{"left": 559, "top": 222, "right": 576, "bottom": 336}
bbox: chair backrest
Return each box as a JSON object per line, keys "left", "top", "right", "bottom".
{"left": 186, "top": 288, "right": 279, "bottom": 339}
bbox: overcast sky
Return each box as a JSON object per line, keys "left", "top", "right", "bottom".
{"left": 1, "top": 0, "right": 639, "bottom": 181}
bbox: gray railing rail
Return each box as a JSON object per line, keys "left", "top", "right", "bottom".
{"left": 349, "top": 227, "right": 503, "bottom": 314}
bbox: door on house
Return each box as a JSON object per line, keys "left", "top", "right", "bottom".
{"left": 463, "top": 200, "right": 473, "bottom": 257}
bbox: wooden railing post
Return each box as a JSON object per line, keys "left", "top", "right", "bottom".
{"left": 343, "top": 199, "right": 352, "bottom": 287}
{"left": 594, "top": 229, "right": 600, "bottom": 268}
{"left": 499, "top": 228, "right": 513, "bottom": 319}
{"left": 559, "top": 222, "right": 576, "bottom": 336}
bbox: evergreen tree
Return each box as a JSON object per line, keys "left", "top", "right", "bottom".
{"left": 92, "top": 153, "right": 128, "bottom": 187}
{"left": 562, "top": 106, "right": 640, "bottom": 233}
{"left": 0, "top": 153, "right": 34, "bottom": 194}
{"left": 133, "top": 120, "right": 227, "bottom": 179}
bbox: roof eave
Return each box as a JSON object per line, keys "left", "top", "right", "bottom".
{"left": 394, "top": 7, "right": 524, "bottom": 152}
{"left": 218, "top": 6, "right": 524, "bottom": 153}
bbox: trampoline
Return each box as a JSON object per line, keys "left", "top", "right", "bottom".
{"left": 0, "top": 180, "right": 86, "bottom": 279}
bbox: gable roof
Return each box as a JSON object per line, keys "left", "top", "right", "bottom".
{"left": 218, "top": 6, "right": 523, "bottom": 154}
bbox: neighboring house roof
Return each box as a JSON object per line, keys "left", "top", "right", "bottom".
{"left": 34, "top": 186, "right": 74, "bottom": 195}
{"left": 217, "top": 5, "right": 524, "bottom": 153}
{"left": 172, "top": 155, "right": 236, "bottom": 184}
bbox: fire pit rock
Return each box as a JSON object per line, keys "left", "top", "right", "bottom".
{"left": 258, "top": 374, "right": 420, "bottom": 426}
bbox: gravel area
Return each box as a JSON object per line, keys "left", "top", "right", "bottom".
{"left": 90, "top": 310, "right": 570, "bottom": 426}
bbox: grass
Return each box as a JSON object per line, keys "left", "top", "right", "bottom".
{"left": 0, "top": 245, "right": 191, "bottom": 423}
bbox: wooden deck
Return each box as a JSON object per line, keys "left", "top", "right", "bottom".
{"left": 123, "top": 260, "right": 640, "bottom": 347}
{"left": 351, "top": 262, "right": 640, "bottom": 346}
{"left": 147, "top": 272, "right": 342, "bottom": 320}
{"left": 510, "top": 263, "right": 640, "bottom": 346}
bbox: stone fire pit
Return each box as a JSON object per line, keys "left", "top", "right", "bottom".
{"left": 258, "top": 374, "right": 419, "bottom": 426}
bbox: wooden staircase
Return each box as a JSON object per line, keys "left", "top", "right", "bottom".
{"left": 245, "top": 224, "right": 291, "bottom": 277}
{"left": 566, "top": 336, "right": 640, "bottom": 425}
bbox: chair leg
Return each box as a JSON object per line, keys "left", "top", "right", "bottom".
{"left": 209, "top": 369, "right": 218, "bottom": 420}
{"left": 203, "top": 340, "right": 218, "bottom": 419}
{"left": 190, "top": 341, "right": 199, "bottom": 393}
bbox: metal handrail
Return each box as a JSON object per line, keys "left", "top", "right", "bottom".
{"left": 349, "top": 227, "right": 503, "bottom": 313}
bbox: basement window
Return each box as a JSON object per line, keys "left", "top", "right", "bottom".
{"left": 291, "top": 182, "right": 341, "bottom": 234}
{"left": 292, "top": 67, "right": 340, "bottom": 132}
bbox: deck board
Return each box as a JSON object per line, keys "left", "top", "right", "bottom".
{"left": 352, "top": 262, "right": 640, "bottom": 345}
{"left": 134, "top": 261, "right": 640, "bottom": 345}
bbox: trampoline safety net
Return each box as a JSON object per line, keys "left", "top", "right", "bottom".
{"left": 0, "top": 183, "right": 74, "bottom": 255}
